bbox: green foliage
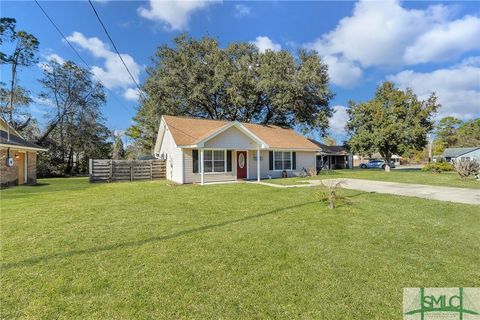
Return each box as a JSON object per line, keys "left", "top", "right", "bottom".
{"left": 0, "top": 83, "right": 34, "bottom": 130}
{"left": 130, "top": 34, "right": 334, "bottom": 152}
{"left": 421, "top": 161, "right": 454, "bottom": 173}
{"left": 346, "top": 81, "right": 439, "bottom": 169}
{"left": 0, "top": 17, "right": 39, "bottom": 67}
{"left": 433, "top": 117, "right": 480, "bottom": 153}
{"left": 0, "top": 17, "right": 39, "bottom": 129}
{"left": 455, "top": 118, "right": 480, "bottom": 147}
{"left": 433, "top": 116, "right": 462, "bottom": 152}
{"left": 37, "top": 60, "right": 111, "bottom": 176}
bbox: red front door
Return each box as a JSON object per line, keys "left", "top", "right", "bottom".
{"left": 237, "top": 151, "right": 247, "bottom": 179}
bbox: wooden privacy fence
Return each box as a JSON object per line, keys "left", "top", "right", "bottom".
{"left": 89, "top": 159, "right": 166, "bottom": 183}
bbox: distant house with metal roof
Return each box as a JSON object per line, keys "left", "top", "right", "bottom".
{"left": 442, "top": 147, "right": 480, "bottom": 162}
{"left": 1, "top": 118, "right": 47, "bottom": 188}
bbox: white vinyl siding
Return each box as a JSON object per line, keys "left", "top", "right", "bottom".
{"left": 183, "top": 149, "right": 236, "bottom": 183}
{"left": 453, "top": 149, "right": 480, "bottom": 162}
{"left": 158, "top": 128, "right": 184, "bottom": 184}
{"left": 249, "top": 150, "right": 316, "bottom": 179}
{"left": 204, "top": 126, "right": 258, "bottom": 149}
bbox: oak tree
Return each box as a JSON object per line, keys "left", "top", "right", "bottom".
{"left": 346, "top": 82, "right": 439, "bottom": 171}
{"left": 130, "top": 34, "right": 334, "bottom": 152}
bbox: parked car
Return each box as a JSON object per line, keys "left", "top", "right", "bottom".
{"left": 360, "top": 160, "right": 396, "bottom": 169}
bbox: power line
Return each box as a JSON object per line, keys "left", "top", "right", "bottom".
{"left": 87, "top": 0, "right": 146, "bottom": 101}
{"left": 33, "top": 0, "right": 134, "bottom": 115}
{"left": 34, "top": 0, "right": 90, "bottom": 68}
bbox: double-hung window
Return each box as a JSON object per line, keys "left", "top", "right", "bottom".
{"left": 273, "top": 151, "right": 292, "bottom": 170}
{"left": 204, "top": 150, "right": 225, "bottom": 173}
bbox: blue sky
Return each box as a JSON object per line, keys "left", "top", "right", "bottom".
{"left": 2, "top": 0, "right": 480, "bottom": 142}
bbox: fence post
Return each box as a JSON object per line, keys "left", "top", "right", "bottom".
{"left": 150, "top": 160, "right": 153, "bottom": 180}
{"left": 89, "top": 158, "right": 92, "bottom": 182}
{"left": 130, "top": 160, "right": 133, "bottom": 181}
{"left": 109, "top": 159, "right": 113, "bottom": 183}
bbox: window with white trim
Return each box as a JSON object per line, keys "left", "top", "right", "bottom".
{"left": 273, "top": 151, "right": 292, "bottom": 170}
{"left": 204, "top": 150, "right": 226, "bottom": 173}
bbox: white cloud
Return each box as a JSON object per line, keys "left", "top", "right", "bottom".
{"left": 66, "top": 32, "right": 141, "bottom": 100}
{"left": 306, "top": 0, "right": 452, "bottom": 68}
{"left": 404, "top": 15, "right": 480, "bottom": 64}
{"left": 303, "top": 0, "right": 480, "bottom": 88}
{"left": 252, "top": 36, "right": 281, "bottom": 53}
{"left": 234, "top": 4, "right": 251, "bottom": 18}
{"left": 323, "top": 55, "right": 362, "bottom": 88}
{"left": 329, "top": 105, "right": 349, "bottom": 136}
{"left": 123, "top": 88, "right": 141, "bottom": 101}
{"left": 138, "top": 0, "right": 221, "bottom": 31}
{"left": 32, "top": 96, "right": 55, "bottom": 108}
{"left": 45, "top": 53, "right": 65, "bottom": 65}
{"left": 38, "top": 53, "right": 66, "bottom": 71}
{"left": 388, "top": 59, "right": 480, "bottom": 120}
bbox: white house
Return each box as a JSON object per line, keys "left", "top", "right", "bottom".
{"left": 443, "top": 147, "right": 480, "bottom": 163}
{"left": 153, "top": 115, "right": 319, "bottom": 184}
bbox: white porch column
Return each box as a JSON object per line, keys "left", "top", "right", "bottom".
{"left": 257, "top": 147, "right": 261, "bottom": 182}
{"left": 200, "top": 149, "right": 204, "bottom": 185}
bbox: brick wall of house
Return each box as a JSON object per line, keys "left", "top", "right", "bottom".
{"left": 0, "top": 149, "right": 38, "bottom": 188}
{"left": 0, "top": 148, "right": 18, "bottom": 188}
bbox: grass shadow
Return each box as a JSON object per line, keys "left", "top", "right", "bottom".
{"left": 316, "top": 191, "right": 366, "bottom": 209}
{"left": 30, "top": 182, "right": 50, "bottom": 187}
{"left": 2, "top": 201, "right": 317, "bottom": 270}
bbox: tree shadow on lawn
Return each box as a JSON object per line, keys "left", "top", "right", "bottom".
{"left": 3, "top": 200, "right": 324, "bottom": 270}
{"left": 30, "top": 182, "right": 51, "bottom": 187}
{"left": 316, "top": 191, "right": 366, "bottom": 209}
{"left": 1, "top": 181, "right": 97, "bottom": 198}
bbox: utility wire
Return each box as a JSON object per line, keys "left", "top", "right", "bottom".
{"left": 87, "top": 0, "right": 146, "bottom": 101}
{"left": 34, "top": 0, "right": 134, "bottom": 115}
{"left": 34, "top": 0, "right": 90, "bottom": 68}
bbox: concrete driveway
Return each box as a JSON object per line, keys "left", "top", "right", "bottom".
{"left": 257, "top": 179, "right": 480, "bottom": 205}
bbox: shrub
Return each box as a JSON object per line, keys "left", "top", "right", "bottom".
{"left": 453, "top": 159, "right": 480, "bottom": 179}
{"left": 422, "top": 162, "right": 454, "bottom": 173}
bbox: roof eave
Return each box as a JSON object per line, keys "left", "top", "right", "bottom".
{"left": 0, "top": 143, "right": 48, "bottom": 152}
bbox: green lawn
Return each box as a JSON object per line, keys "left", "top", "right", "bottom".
{"left": 1, "top": 178, "right": 479, "bottom": 319}
{"left": 267, "top": 168, "right": 480, "bottom": 188}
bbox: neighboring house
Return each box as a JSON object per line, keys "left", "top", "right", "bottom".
{"left": 153, "top": 115, "right": 319, "bottom": 184}
{"left": 309, "top": 140, "right": 352, "bottom": 170}
{"left": 442, "top": 147, "right": 480, "bottom": 163}
{"left": 0, "top": 118, "right": 47, "bottom": 188}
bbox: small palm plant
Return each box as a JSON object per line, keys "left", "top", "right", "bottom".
{"left": 316, "top": 179, "right": 345, "bottom": 209}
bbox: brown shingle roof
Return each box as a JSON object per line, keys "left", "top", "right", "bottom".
{"left": 163, "top": 115, "right": 320, "bottom": 150}
{"left": 309, "top": 139, "right": 348, "bottom": 155}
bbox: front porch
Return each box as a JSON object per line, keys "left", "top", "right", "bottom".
{"left": 186, "top": 148, "right": 315, "bottom": 185}
{"left": 317, "top": 154, "right": 352, "bottom": 170}
{"left": 196, "top": 148, "right": 262, "bottom": 185}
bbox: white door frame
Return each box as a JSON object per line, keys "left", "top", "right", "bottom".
{"left": 235, "top": 150, "right": 248, "bottom": 180}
